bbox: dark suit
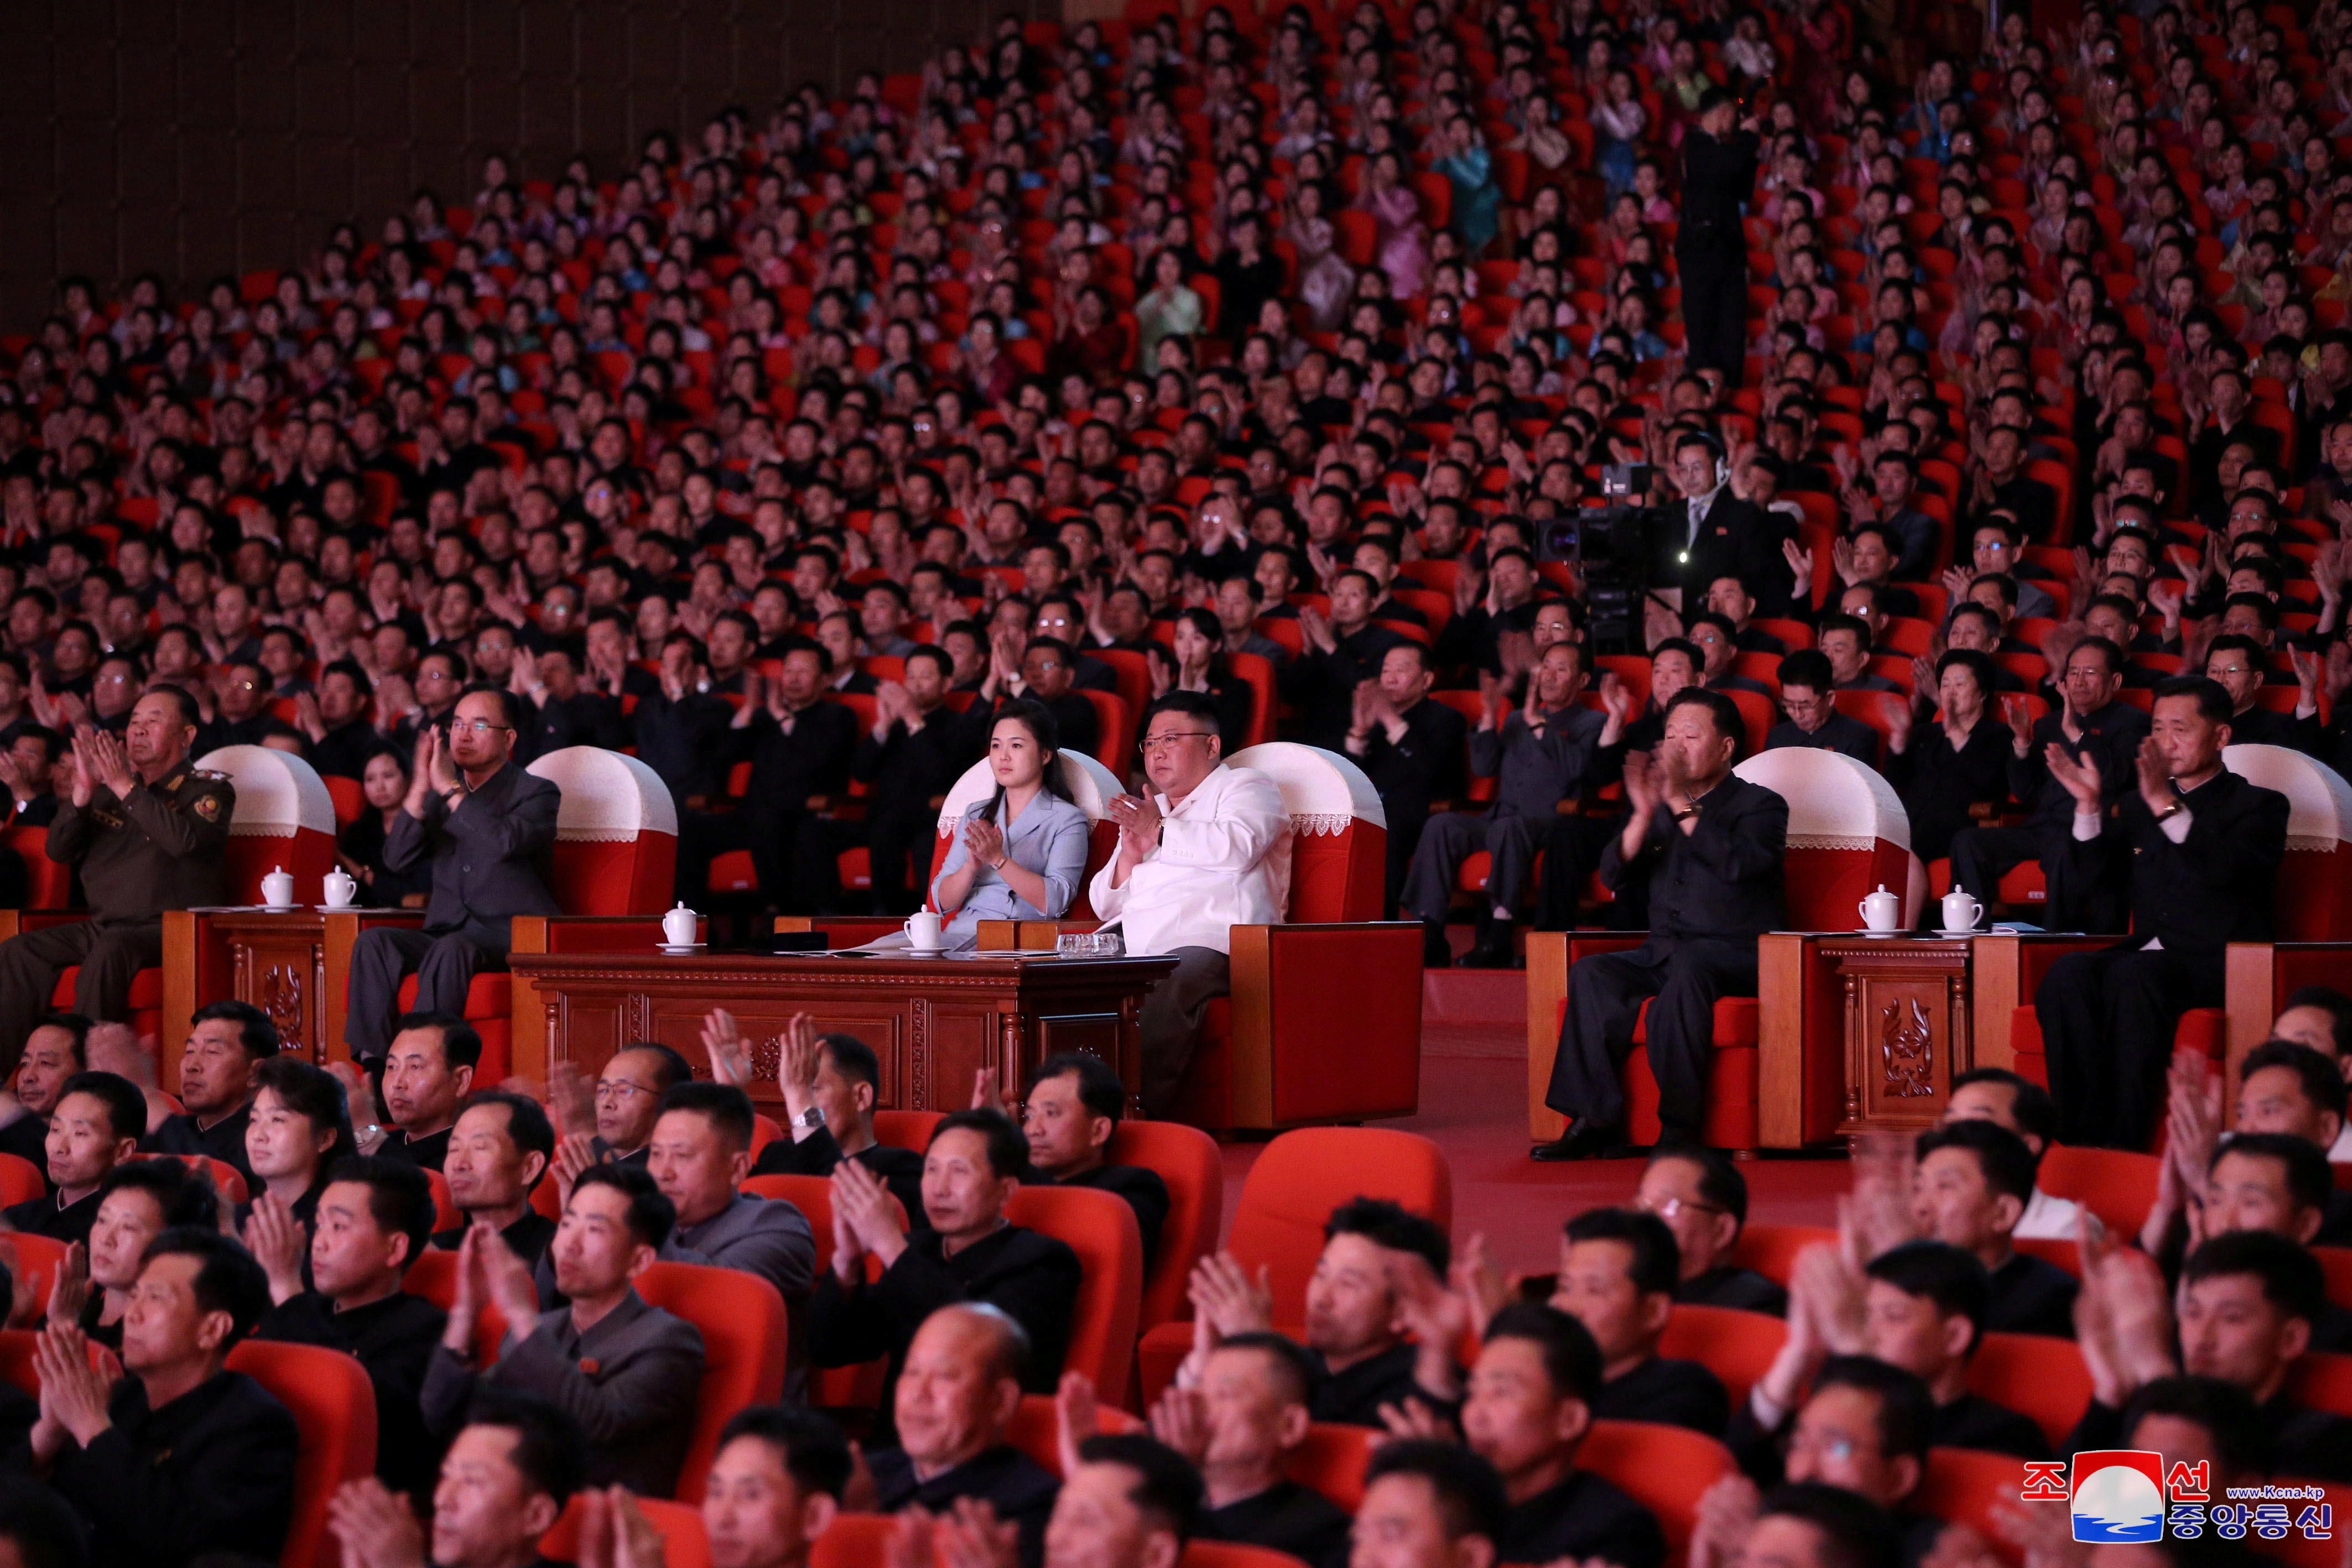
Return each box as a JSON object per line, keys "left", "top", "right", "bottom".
{"left": 1947, "top": 700, "right": 2150, "bottom": 931}
{"left": 1590, "top": 1353, "right": 1730, "bottom": 1434}
{"left": 254, "top": 1290, "right": 448, "bottom": 1493}
{"left": 1200, "top": 1481, "right": 1352, "bottom": 1568}
{"left": 2038, "top": 767, "right": 2287, "bottom": 1147}
{"left": 1679, "top": 1266, "right": 1788, "bottom": 1315}
{"left": 868, "top": 1445, "right": 1060, "bottom": 1568}
{"left": 751, "top": 1126, "right": 925, "bottom": 1221}
{"left": 1677, "top": 127, "right": 1761, "bottom": 379}
{"left": 1355, "top": 696, "right": 1469, "bottom": 917}
{"left": 1544, "top": 774, "right": 1788, "bottom": 1140}
{"left": 1501, "top": 1469, "right": 1667, "bottom": 1568}
{"left": 48, "top": 1369, "right": 299, "bottom": 1568}
{"left": 1278, "top": 623, "right": 1408, "bottom": 749}
{"left": 344, "top": 760, "right": 561, "bottom": 1061}
{"left": 1885, "top": 717, "right": 2012, "bottom": 863}
{"left": 1765, "top": 713, "right": 1879, "bottom": 765}
{"left": 1406, "top": 707, "right": 1609, "bottom": 925}
{"left": 797, "top": 706, "right": 982, "bottom": 915}
{"left": 422, "top": 1289, "right": 705, "bottom": 1496}
{"left": 1665, "top": 490, "right": 1794, "bottom": 615}
{"left": 682, "top": 698, "right": 858, "bottom": 909}
{"left": 632, "top": 690, "right": 737, "bottom": 802}
{"left": 142, "top": 1103, "right": 256, "bottom": 1187}
{"left": 1, "top": 1189, "right": 98, "bottom": 1247}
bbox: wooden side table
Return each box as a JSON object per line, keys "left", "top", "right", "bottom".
{"left": 163, "top": 908, "right": 424, "bottom": 1072}
{"left": 1819, "top": 935, "right": 1975, "bottom": 1135}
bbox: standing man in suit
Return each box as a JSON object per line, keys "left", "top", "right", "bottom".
{"left": 1346, "top": 642, "right": 1468, "bottom": 920}
{"left": 1677, "top": 90, "right": 1762, "bottom": 386}
{"left": 1947, "top": 637, "right": 2150, "bottom": 932}
{"left": 1536, "top": 689, "right": 1787, "bottom": 1158}
{"left": 0, "top": 689, "right": 232, "bottom": 1070}
{"left": 1661, "top": 435, "right": 1790, "bottom": 617}
{"left": 342, "top": 687, "right": 560, "bottom": 1068}
{"left": 2036, "top": 676, "right": 2289, "bottom": 1148}
{"left": 1406, "top": 643, "right": 1624, "bottom": 970}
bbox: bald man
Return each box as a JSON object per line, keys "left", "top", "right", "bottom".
{"left": 865, "top": 1305, "right": 1060, "bottom": 1568}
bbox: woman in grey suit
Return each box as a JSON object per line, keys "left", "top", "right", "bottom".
{"left": 928, "top": 698, "right": 1092, "bottom": 947}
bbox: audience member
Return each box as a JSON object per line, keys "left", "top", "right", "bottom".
{"left": 0, "top": 1015, "right": 86, "bottom": 1178}
{"left": 1635, "top": 1146, "right": 1786, "bottom": 1314}
{"left": 1550, "top": 1207, "right": 1729, "bottom": 1432}
{"left": 729, "top": 1014, "right": 924, "bottom": 1218}
{"left": 1149, "top": 1330, "right": 1350, "bottom": 1565}
{"left": 434, "top": 1090, "right": 558, "bottom": 1267}
{"left": 4, "top": 1072, "right": 146, "bottom": 1246}
{"left": 141, "top": 1001, "right": 277, "bottom": 1183}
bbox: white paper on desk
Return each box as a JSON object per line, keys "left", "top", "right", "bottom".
{"left": 831, "top": 932, "right": 971, "bottom": 955}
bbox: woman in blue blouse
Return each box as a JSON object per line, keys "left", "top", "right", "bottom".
{"left": 927, "top": 699, "right": 1091, "bottom": 947}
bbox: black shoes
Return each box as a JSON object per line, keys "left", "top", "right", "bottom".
{"left": 1529, "top": 1118, "right": 1635, "bottom": 1161}
{"left": 1460, "top": 915, "right": 1519, "bottom": 968}
{"left": 1421, "top": 923, "right": 1453, "bottom": 968}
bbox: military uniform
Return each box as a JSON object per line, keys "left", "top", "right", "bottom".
{"left": 0, "top": 766, "right": 234, "bottom": 1068}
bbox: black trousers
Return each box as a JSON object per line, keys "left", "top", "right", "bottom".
{"left": 345, "top": 923, "right": 509, "bottom": 1062}
{"left": 1947, "top": 822, "right": 2118, "bottom": 932}
{"left": 1533, "top": 815, "right": 1626, "bottom": 932}
{"left": 0, "top": 918, "right": 161, "bottom": 1072}
{"left": 1543, "top": 935, "right": 1757, "bottom": 1140}
{"left": 1401, "top": 811, "right": 1544, "bottom": 923}
{"left": 2037, "top": 941, "right": 2221, "bottom": 1149}
{"left": 1382, "top": 808, "right": 1430, "bottom": 920}
{"left": 1677, "top": 247, "right": 1748, "bottom": 380}
{"left": 793, "top": 806, "right": 933, "bottom": 916}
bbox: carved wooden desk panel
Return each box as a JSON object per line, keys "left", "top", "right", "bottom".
{"left": 504, "top": 951, "right": 1179, "bottom": 1115}
{"left": 162, "top": 908, "right": 424, "bottom": 1072}
{"left": 1818, "top": 936, "right": 1974, "bottom": 1134}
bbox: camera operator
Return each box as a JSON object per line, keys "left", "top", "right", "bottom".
{"left": 1678, "top": 88, "right": 1763, "bottom": 385}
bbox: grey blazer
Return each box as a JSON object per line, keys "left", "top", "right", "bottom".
{"left": 420, "top": 1288, "right": 705, "bottom": 1496}
{"left": 386, "top": 760, "right": 561, "bottom": 946}
{"left": 928, "top": 791, "right": 1091, "bottom": 945}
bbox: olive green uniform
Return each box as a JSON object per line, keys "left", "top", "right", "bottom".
{"left": 0, "top": 767, "right": 234, "bottom": 1067}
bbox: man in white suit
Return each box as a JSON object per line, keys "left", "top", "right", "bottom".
{"left": 1091, "top": 691, "right": 1292, "bottom": 1114}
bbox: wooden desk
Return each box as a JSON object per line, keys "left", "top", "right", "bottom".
{"left": 506, "top": 950, "right": 1179, "bottom": 1116}
{"left": 160, "top": 908, "right": 424, "bottom": 1077}
{"left": 1757, "top": 933, "right": 1985, "bottom": 1147}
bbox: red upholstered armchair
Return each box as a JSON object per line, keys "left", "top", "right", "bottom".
{"left": 777, "top": 749, "right": 1123, "bottom": 950}
{"left": 1170, "top": 744, "right": 1423, "bottom": 1131}
{"left": 319, "top": 746, "right": 680, "bottom": 1083}
{"left": 1988, "top": 744, "right": 2352, "bottom": 1134}
{"left": 1526, "top": 749, "right": 1913, "bottom": 1152}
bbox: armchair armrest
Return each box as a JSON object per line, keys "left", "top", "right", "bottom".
{"left": 775, "top": 915, "right": 906, "bottom": 949}
{"left": 0, "top": 910, "right": 90, "bottom": 944}
{"left": 1968, "top": 932, "right": 2111, "bottom": 1076}
{"left": 1228, "top": 921, "right": 1422, "bottom": 1127}
{"left": 1527, "top": 931, "right": 1649, "bottom": 1140}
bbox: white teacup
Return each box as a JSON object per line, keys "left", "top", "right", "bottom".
{"left": 322, "top": 869, "right": 357, "bottom": 908}
{"left": 1940, "top": 890, "right": 1985, "bottom": 933}
{"left": 904, "top": 911, "right": 944, "bottom": 951}
{"left": 260, "top": 867, "right": 295, "bottom": 908}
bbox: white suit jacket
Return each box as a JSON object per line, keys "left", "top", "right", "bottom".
{"left": 1089, "top": 763, "right": 1292, "bottom": 956}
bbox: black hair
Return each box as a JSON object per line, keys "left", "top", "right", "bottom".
{"left": 658, "top": 1080, "right": 758, "bottom": 1154}
{"left": 249, "top": 1056, "right": 357, "bottom": 1174}
{"left": 1025, "top": 1051, "right": 1126, "bottom": 1126}
{"left": 2238, "top": 1039, "right": 2350, "bottom": 1124}
{"left": 462, "top": 1090, "right": 556, "bottom": 1180}
{"left": 1212, "top": 1330, "right": 1319, "bottom": 1406}
{"left": 1864, "top": 1241, "right": 1991, "bottom": 1348}
{"left": 1143, "top": 689, "right": 1223, "bottom": 737}
{"left": 1948, "top": 1067, "right": 2059, "bottom": 1148}
{"left": 2281, "top": 987, "right": 2352, "bottom": 1055}
{"left": 1482, "top": 1301, "right": 1603, "bottom": 1402}
{"left": 2209, "top": 1131, "right": 2335, "bottom": 1220}
{"left": 982, "top": 696, "right": 1072, "bottom": 818}
{"left": 1663, "top": 686, "right": 1747, "bottom": 757}
{"left": 460, "top": 1388, "right": 591, "bottom": 1509}
{"left": 613, "top": 1041, "right": 695, "bottom": 1093}
{"left": 459, "top": 685, "right": 528, "bottom": 732}
{"left": 2120, "top": 1376, "right": 2270, "bottom": 1478}
{"left": 28, "top": 1014, "right": 89, "bottom": 1069}
{"left": 571, "top": 1161, "right": 678, "bottom": 1249}
{"left": 147, "top": 683, "right": 202, "bottom": 728}
{"left": 1813, "top": 1355, "right": 1935, "bottom": 1463}
{"left": 1648, "top": 1145, "right": 1749, "bottom": 1227}
{"left": 2181, "top": 1229, "right": 2326, "bottom": 1325}
{"left": 0, "top": 1474, "right": 89, "bottom": 1568}
{"left": 1756, "top": 1482, "right": 1902, "bottom": 1568}
{"left": 1778, "top": 648, "right": 1835, "bottom": 691}
{"left": 1074, "top": 1433, "right": 1205, "bottom": 1544}
{"left": 1364, "top": 1440, "right": 1509, "bottom": 1544}
{"left": 2152, "top": 674, "right": 2234, "bottom": 725}
{"left": 716, "top": 1405, "right": 856, "bottom": 1500}
{"left": 190, "top": 999, "right": 279, "bottom": 1060}
{"left": 1327, "top": 1195, "right": 1450, "bottom": 1274}
{"left": 392, "top": 1011, "right": 483, "bottom": 1072}
{"left": 1913, "top": 1118, "right": 2038, "bottom": 1202}
{"left": 815, "top": 1033, "right": 880, "bottom": 1095}
{"left": 55, "top": 1071, "right": 145, "bottom": 1146}
{"left": 321, "top": 1154, "right": 437, "bottom": 1270}
{"left": 1562, "top": 1207, "right": 1681, "bottom": 1296}
{"left": 1934, "top": 648, "right": 1999, "bottom": 699}
{"left": 930, "top": 1108, "right": 1028, "bottom": 1178}
{"left": 140, "top": 1227, "right": 271, "bottom": 1347}
{"left": 97, "top": 1158, "right": 223, "bottom": 1231}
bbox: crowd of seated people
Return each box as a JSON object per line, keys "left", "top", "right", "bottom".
{"left": 0, "top": 0, "right": 2351, "bottom": 1555}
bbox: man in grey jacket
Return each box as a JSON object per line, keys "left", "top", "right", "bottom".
{"left": 343, "top": 686, "right": 561, "bottom": 1066}
{"left": 423, "top": 1162, "right": 704, "bottom": 1496}
{"left": 1403, "top": 642, "right": 1623, "bottom": 968}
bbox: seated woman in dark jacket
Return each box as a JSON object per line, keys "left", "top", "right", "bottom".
{"left": 1883, "top": 648, "right": 2013, "bottom": 864}
{"left": 1148, "top": 609, "right": 1257, "bottom": 757}
{"left": 337, "top": 747, "right": 434, "bottom": 908}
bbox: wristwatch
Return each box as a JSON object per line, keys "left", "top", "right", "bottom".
{"left": 796, "top": 1106, "right": 827, "bottom": 1130}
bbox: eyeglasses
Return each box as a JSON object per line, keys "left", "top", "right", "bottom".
{"left": 1141, "top": 731, "right": 1216, "bottom": 752}
{"left": 451, "top": 720, "right": 513, "bottom": 734}
{"left": 1636, "top": 1194, "right": 1726, "bottom": 1221}
{"left": 595, "top": 1079, "right": 654, "bottom": 1101}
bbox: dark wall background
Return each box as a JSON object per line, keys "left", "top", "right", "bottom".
{"left": 0, "top": 0, "right": 1053, "bottom": 331}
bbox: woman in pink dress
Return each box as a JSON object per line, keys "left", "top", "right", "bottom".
{"left": 1355, "top": 151, "right": 1430, "bottom": 299}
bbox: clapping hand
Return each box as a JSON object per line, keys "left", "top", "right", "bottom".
{"left": 242, "top": 1192, "right": 311, "bottom": 1306}
{"left": 2133, "top": 736, "right": 2176, "bottom": 814}
{"left": 1053, "top": 1370, "right": 1101, "bottom": 1477}
{"left": 72, "top": 726, "right": 133, "bottom": 800}
{"left": 1187, "top": 1251, "right": 1274, "bottom": 1340}
{"left": 962, "top": 815, "right": 1006, "bottom": 872}
{"left": 326, "top": 1478, "right": 431, "bottom": 1568}
{"left": 701, "top": 1006, "right": 752, "bottom": 1088}
{"left": 575, "top": 1485, "right": 669, "bottom": 1568}
{"left": 2044, "top": 742, "right": 2104, "bottom": 814}
{"left": 1105, "top": 791, "right": 1164, "bottom": 855}
{"left": 1620, "top": 749, "right": 1663, "bottom": 818}
{"left": 830, "top": 1154, "right": 908, "bottom": 1281}
{"left": 32, "top": 1321, "right": 114, "bottom": 1452}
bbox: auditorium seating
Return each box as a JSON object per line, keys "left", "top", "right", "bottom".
{"left": 542, "top": 1493, "right": 711, "bottom": 1568}
{"left": 1005, "top": 1391, "right": 1145, "bottom": 1475}
{"left": 0, "top": 1152, "right": 41, "bottom": 1206}
{"left": 1105, "top": 1117, "right": 1222, "bottom": 1330}
{"left": 634, "top": 1259, "right": 790, "bottom": 1502}
{"left": 1005, "top": 1184, "right": 1144, "bottom": 1408}
{"left": 1527, "top": 749, "right": 1913, "bottom": 1149}
{"left": 777, "top": 747, "right": 1123, "bottom": 950}
{"left": 225, "top": 1338, "right": 378, "bottom": 1568}
{"left": 1659, "top": 1304, "right": 1786, "bottom": 1413}
{"left": 1136, "top": 1126, "right": 1449, "bottom": 1408}
{"left": 1917, "top": 1447, "right": 2030, "bottom": 1565}
{"left": 1969, "top": 1332, "right": 2094, "bottom": 1450}
{"left": 315, "top": 746, "right": 679, "bottom": 1085}
{"left": 2034, "top": 1147, "right": 2160, "bottom": 1239}
{"left": 1580, "top": 1419, "right": 1740, "bottom": 1559}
